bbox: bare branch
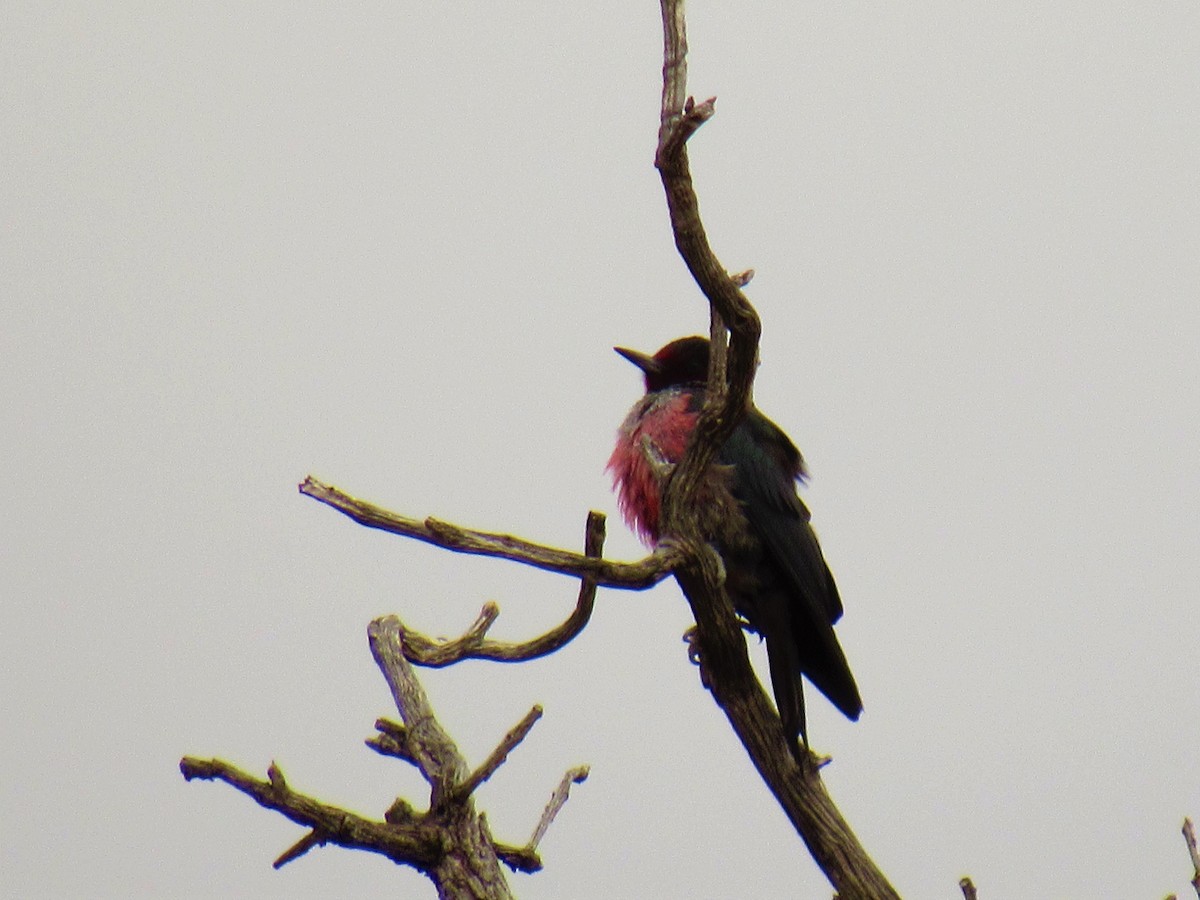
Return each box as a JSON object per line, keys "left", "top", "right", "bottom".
{"left": 401, "top": 603, "right": 501, "bottom": 665}
{"left": 186, "top": 610, "right": 586, "bottom": 896}
{"left": 657, "top": 0, "right": 688, "bottom": 127}
{"left": 959, "top": 875, "right": 979, "bottom": 900}
{"left": 654, "top": 0, "right": 761, "bottom": 533}
{"left": 274, "top": 830, "right": 324, "bottom": 869}
{"left": 180, "top": 757, "right": 440, "bottom": 870}
{"left": 657, "top": 95, "right": 717, "bottom": 165}
{"left": 527, "top": 765, "right": 591, "bottom": 853}
{"left": 365, "top": 717, "right": 424, "bottom": 770}
{"left": 254, "top": 3, "right": 895, "bottom": 896}
{"left": 482, "top": 764, "right": 592, "bottom": 875}
{"left": 492, "top": 843, "right": 543, "bottom": 874}
{"left": 402, "top": 511, "right": 606, "bottom": 667}
{"left": 1184, "top": 817, "right": 1200, "bottom": 900}
{"left": 300, "top": 476, "right": 676, "bottom": 589}
{"left": 656, "top": 0, "right": 757, "bottom": 351}
{"left": 649, "top": 2, "right": 899, "bottom": 898}
{"left": 454, "top": 706, "right": 544, "bottom": 802}
{"left": 369, "top": 617, "right": 469, "bottom": 805}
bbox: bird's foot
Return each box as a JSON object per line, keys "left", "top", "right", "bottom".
{"left": 681, "top": 626, "right": 714, "bottom": 690}
{"left": 681, "top": 625, "right": 701, "bottom": 666}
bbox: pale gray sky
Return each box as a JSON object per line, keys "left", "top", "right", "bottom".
{"left": 3, "top": 2, "right": 1199, "bottom": 897}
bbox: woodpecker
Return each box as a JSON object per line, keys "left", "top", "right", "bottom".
{"left": 607, "top": 336, "right": 861, "bottom": 750}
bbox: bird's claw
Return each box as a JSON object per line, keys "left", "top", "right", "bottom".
{"left": 682, "top": 625, "right": 701, "bottom": 666}
{"left": 681, "top": 626, "right": 712, "bottom": 689}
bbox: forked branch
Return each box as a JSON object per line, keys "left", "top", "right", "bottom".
{"left": 179, "top": 757, "right": 442, "bottom": 870}
{"left": 181, "top": 616, "right": 588, "bottom": 895}
{"left": 649, "top": 1, "right": 898, "bottom": 898}
{"left": 193, "top": 0, "right": 896, "bottom": 895}
{"left": 400, "top": 511, "right": 606, "bottom": 667}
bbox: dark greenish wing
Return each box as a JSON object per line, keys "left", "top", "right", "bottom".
{"left": 721, "top": 411, "right": 844, "bottom": 624}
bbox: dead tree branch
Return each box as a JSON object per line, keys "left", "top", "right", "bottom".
{"left": 285, "top": 1, "right": 899, "bottom": 895}
{"left": 527, "top": 766, "right": 591, "bottom": 852}
{"left": 182, "top": 616, "right": 587, "bottom": 895}
{"left": 179, "top": 757, "right": 442, "bottom": 870}
{"left": 195, "top": 2, "right": 897, "bottom": 895}
{"left": 1185, "top": 817, "right": 1200, "bottom": 900}
{"left": 300, "top": 476, "right": 677, "bottom": 590}
{"left": 400, "top": 511, "right": 606, "bottom": 667}
{"left": 453, "top": 707, "right": 544, "bottom": 803}
{"left": 648, "top": 1, "right": 899, "bottom": 898}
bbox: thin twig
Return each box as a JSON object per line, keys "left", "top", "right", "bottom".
{"left": 488, "top": 765, "right": 591, "bottom": 874}
{"left": 274, "top": 830, "right": 324, "bottom": 869}
{"left": 1184, "top": 817, "right": 1200, "bottom": 899}
{"left": 401, "top": 511, "right": 606, "bottom": 667}
{"left": 649, "top": 2, "right": 898, "bottom": 898}
{"left": 654, "top": 0, "right": 761, "bottom": 532}
{"left": 400, "top": 603, "right": 500, "bottom": 665}
{"left": 369, "top": 617, "right": 468, "bottom": 805}
{"left": 657, "top": 0, "right": 688, "bottom": 127}
{"left": 959, "top": 876, "right": 979, "bottom": 900}
{"left": 365, "top": 718, "right": 420, "bottom": 767}
{"left": 528, "top": 766, "right": 591, "bottom": 852}
{"left": 454, "top": 706, "right": 544, "bottom": 802}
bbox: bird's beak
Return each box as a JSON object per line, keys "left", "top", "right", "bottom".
{"left": 614, "top": 346, "right": 661, "bottom": 376}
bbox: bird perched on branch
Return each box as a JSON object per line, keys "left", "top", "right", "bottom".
{"left": 607, "top": 336, "right": 861, "bottom": 751}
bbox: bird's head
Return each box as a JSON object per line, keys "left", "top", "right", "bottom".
{"left": 614, "top": 336, "right": 709, "bottom": 393}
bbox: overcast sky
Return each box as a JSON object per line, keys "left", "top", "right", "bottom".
{"left": 4, "top": 2, "right": 1199, "bottom": 897}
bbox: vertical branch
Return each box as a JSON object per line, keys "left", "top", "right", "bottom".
{"left": 655, "top": 0, "right": 760, "bottom": 529}
{"left": 370, "top": 617, "right": 470, "bottom": 806}
{"left": 658, "top": 0, "right": 689, "bottom": 130}
{"left": 369, "top": 618, "right": 514, "bottom": 899}
{"left": 649, "top": 2, "right": 900, "bottom": 898}
{"left": 708, "top": 310, "right": 729, "bottom": 409}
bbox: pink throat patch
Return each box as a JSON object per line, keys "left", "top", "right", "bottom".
{"left": 607, "top": 389, "right": 699, "bottom": 545}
